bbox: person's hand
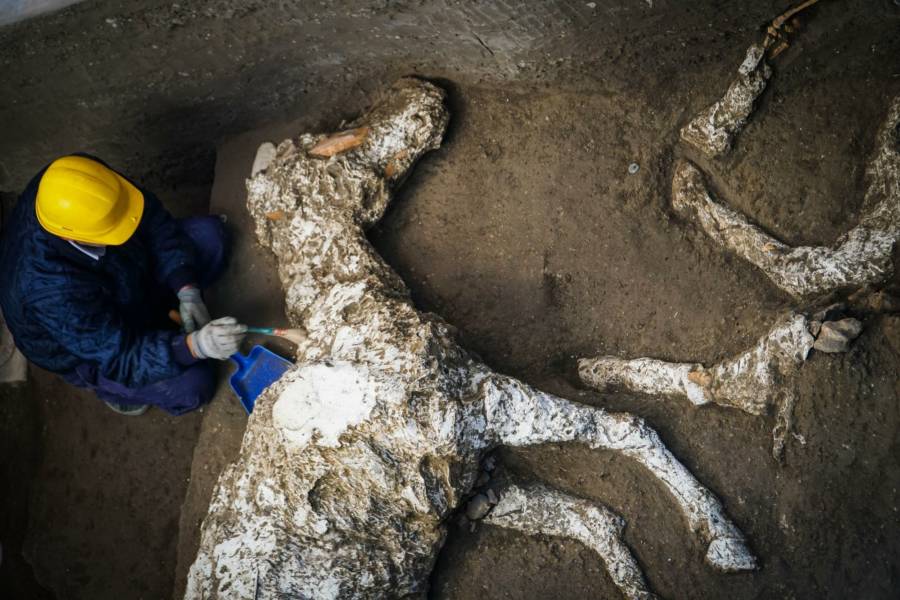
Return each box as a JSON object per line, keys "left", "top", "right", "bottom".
{"left": 188, "top": 317, "right": 247, "bottom": 360}
{"left": 177, "top": 285, "right": 211, "bottom": 333}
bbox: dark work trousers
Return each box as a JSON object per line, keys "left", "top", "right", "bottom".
{"left": 64, "top": 216, "right": 227, "bottom": 415}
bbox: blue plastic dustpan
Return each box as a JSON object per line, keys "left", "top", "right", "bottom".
{"left": 229, "top": 345, "right": 294, "bottom": 414}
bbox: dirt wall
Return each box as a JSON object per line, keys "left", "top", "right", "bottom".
{"left": 0, "top": 0, "right": 85, "bottom": 27}
{"left": 0, "top": 0, "right": 836, "bottom": 194}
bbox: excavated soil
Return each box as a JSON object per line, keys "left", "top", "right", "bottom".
{"left": 372, "top": 83, "right": 900, "bottom": 599}
{"left": 1, "top": 1, "right": 898, "bottom": 599}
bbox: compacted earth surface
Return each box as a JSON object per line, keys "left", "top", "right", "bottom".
{"left": 1, "top": 1, "right": 898, "bottom": 599}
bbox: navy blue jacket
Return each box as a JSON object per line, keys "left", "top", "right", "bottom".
{"left": 0, "top": 158, "right": 198, "bottom": 388}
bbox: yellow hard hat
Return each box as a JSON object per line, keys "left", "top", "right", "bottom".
{"left": 35, "top": 155, "right": 144, "bottom": 245}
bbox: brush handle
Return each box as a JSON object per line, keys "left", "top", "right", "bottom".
{"left": 172, "top": 313, "right": 284, "bottom": 339}
{"left": 246, "top": 326, "right": 305, "bottom": 346}
{"left": 247, "top": 327, "right": 275, "bottom": 335}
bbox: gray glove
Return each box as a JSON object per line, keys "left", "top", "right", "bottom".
{"left": 177, "top": 285, "right": 211, "bottom": 334}
{"left": 189, "top": 317, "right": 247, "bottom": 360}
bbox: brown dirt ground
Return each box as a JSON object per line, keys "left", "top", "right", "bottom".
{"left": 370, "top": 81, "right": 900, "bottom": 599}
{"left": 1, "top": 1, "right": 899, "bottom": 599}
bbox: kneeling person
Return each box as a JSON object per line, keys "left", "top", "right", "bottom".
{"left": 0, "top": 155, "right": 246, "bottom": 415}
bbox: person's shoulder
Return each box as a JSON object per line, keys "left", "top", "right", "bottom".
{"left": 3, "top": 209, "right": 73, "bottom": 279}
{"left": 16, "top": 246, "right": 97, "bottom": 308}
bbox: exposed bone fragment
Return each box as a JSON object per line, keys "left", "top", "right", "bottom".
{"left": 672, "top": 97, "right": 900, "bottom": 299}
{"left": 185, "top": 79, "right": 754, "bottom": 600}
{"left": 679, "top": 43, "right": 771, "bottom": 157}
{"left": 765, "top": 0, "right": 822, "bottom": 43}
{"left": 485, "top": 482, "right": 657, "bottom": 600}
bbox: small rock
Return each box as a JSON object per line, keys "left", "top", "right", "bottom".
{"left": 830, "top": 318, "right": 863, "bottom": 338}
{"left": 808, "top": 320, "right": 822, "bottom": 337}
{"left": 813, "top": 329, "right": 849, "bottom": 353}
{"left": 466, "top": 494, "right": 491, "bottom": 520}
{"left": 811, "top": 303, "right": 845, "bottom": 324}
{"left": 628, "top": 162, "right": 640, "bottom": 174}
{"left": 813, "top": 318, "right": 863, "bottom": 353}
{"left": 486, "top": 488, "right": 499, "bottom": 504}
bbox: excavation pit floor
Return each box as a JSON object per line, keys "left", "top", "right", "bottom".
{"left": 2, "top": 3, "right": 899, "bottom": 599}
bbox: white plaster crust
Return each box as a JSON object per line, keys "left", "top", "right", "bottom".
{"left": 579, "top": 313, "right": 814, "bottom": 417}
{"left": 579, "top": 313, "right": 819, "bottom": 459}
{"left": 184, "top": 78, "right": 754, "bottom": 600}
{"left": 674, "top": 97, "right": 900, "bottom": 300}
{"left": 680, "top": 44, "right": 772, "bottom": 157}
{"left": 677, "top": 30, "right": 899, "bottom": 299}
{"left": 580, "top": 64, "right": 897, "bottom": 463}
{"left": 485, "top": 482, "right": 657, "bottom": 600}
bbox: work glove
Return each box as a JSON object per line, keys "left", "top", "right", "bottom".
{"left": 177, "top": 285, "right": 211, "bottom": 334}
{"left": 188, "top": 317, "right": 247, "bottom": 360}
